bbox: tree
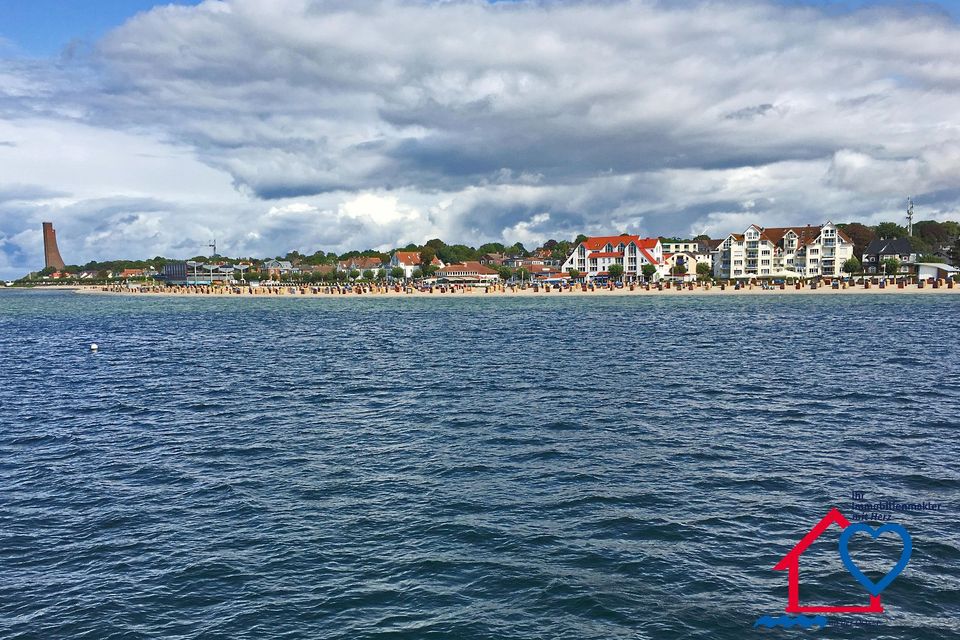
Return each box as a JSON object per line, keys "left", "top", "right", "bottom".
{"left": 670, "top": 264, "right": 687, "bottom": 277}
{"left": 914, "top": 220, "right": 950, "bottom": 246}
{"left": 567, "top": 268, "right": 581, "bottom": 280}
{"left": 574, "top": 234, "right": 588, "bottom": 244}
{"left": 882, "top": 257, "right": 901, "bottom": 276}
{"left": 696, "top": 262, "right": 712, "bottom": 281}
{"left": 497, "top": 265, "right": 513, "bottom": 281}
{"left": 508, "top": 242, "right": 529, "bottom": 257}
{"left": 875, "top": 222, "right": 907, "bottom": 239}
{"left": 349, "top": 269, "right": 361, "bottom": 280}
{"left": 419, "top": 247, "right": 437, "bottom": 276}
{"left": 906, "top": 235, "right": 933, "bottom": 256}
{"left": 390, "top": 267, "right": 405, "bottom": 280}
{"left": 412, "top": 268, "right": 423, "bottom": 279}
{"left": 837, "top": 223, "right": 876, "bottom": 258}
{"left": 641, "top": 264, "right": 657, "bottom": 282}
{"left": 608, "top": 263, "right": 624, "bottom": 282}
{"left": 362, "top": 269, "right": 374, "bottom": 280}
{"left": 515, "top": 267, "right": 530, "bottom": 281}
{"left": 842, "top": 257, "right": 861, "bottom": 275}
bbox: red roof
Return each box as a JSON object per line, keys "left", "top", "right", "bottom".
{"left": 393, "top": 251, "right": 442, "bottom": 266}
{"left": 579, "top": 234, "right": 663, "bottom": 266}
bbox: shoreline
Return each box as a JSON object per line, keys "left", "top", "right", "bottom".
{"left": 58, "top": 282, "right": 960, "bottom": 298}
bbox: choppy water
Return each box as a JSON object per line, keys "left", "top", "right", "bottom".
{"left": 1, "top": 289, "right": 958, "bottom": 639}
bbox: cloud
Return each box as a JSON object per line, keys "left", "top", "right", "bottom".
{"left": 1, "top": 0, "right": 960, "bottom": 277}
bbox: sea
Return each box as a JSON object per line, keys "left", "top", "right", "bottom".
{"left": 1, "top": 289, "right": 958, "bottom": 639}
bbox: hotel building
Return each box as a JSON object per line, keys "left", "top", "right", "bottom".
{"left": 560, "top": 234, "right": 665, "bottom": 281}
{"left": 711, "top": 222, "right": 853, "bottom": 279}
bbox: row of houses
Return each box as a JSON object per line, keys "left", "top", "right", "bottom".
{"left": 554, "top": 222, "right": 956, "bottom": 282}
{"left": 83, "top": 222, "right": 957, "bottom": 286}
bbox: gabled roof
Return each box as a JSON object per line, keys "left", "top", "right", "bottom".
{"left": 864, "top": 238, "right": 913, "bottom": 255}
{"left": 773, "top": 508, "right": 851, "bottom": 570}
{"left": 393, "top": 251, "right": 442, "bottom": 266}
{"left": 580, "top": 234, "right": 659, "bottom": 251}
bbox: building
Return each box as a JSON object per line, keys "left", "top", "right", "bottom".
{"left": 862, "top": 238, "right": 916, "bottom": 274}
{"left": 337, "top": 256, "right": 383, "bottom": 275}
{"left": 119, "top": 268, "right": 145, "bottom": 279}
{"left": 262, "top": 260, "right": 297, "bottom": 278}
{"left": 560, "top": 234, "right": 665, "bottom": 281}
{"left": 663, "top": 251, "right": 710, "bottom": 281}
{"left": 479, "top": 253, "right": 507, "bottom": 266}
{"left": 434, "top": 261, "right": 499, "bottom": 283}
{"left": 712, "top": 223, "right": 853, "bottom": 279}
{"left": 389, "top": 251, "right": 445, "bottom": 278}
{"left": 42, "top": 222, "right": 66, "bottom": 270}
{"left": 662, "top": 239, "right": 709, "bottom": 254}
{"left": 914, "top": 262, "right": 958, "bottom": 281}
{"left": 162, "top": 261, "right": 235, "bottom": 284}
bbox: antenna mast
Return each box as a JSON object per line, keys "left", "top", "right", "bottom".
{"left": 209, "top": 239, "right": 217, "bottom": 257}
{"left": 906, "top": 197, "right": 914, "bottom": 237}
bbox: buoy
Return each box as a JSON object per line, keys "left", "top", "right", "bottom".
{"left": 90, "top": 343, "right": 99, "bottom": 352}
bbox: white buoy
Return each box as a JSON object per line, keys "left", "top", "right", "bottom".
{"left": 90, "top": 343, "right": 99, "bottom": 352}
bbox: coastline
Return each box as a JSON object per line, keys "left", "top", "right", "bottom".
{"left": 61, "top": 282, "right": 960, "bottom": 298}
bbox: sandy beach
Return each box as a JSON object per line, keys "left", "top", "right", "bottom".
{"left": 62, "top": 280, "right": 960, "bottom": 298}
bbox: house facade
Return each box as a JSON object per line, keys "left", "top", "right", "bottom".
{"left": 560, "top": 234, "right": 665, "bottom": 281}
{"left": 662, "top": 239, "right": 709, "bottom": 254}
{"left": 712, "top": 222, "right": 853, "bottom": 279}
{"left": 862, "top": 238, "right": 916, "bottom": 274}
{"left": 337, "top": 256, "right": 383, "bottom": 275}
{"left": 435, "top": 261, "right": 499, "bottom": 283}
{"left": 262, "top": 260, "right": 298, "bottom": 278}
{"left": 389, "top": 251, "right": 445, "bottom": 278}
{"left": 663, "top": 251, "right": 710, "bottom": 281}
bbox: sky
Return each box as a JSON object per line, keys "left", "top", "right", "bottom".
{"left": 2, "top": 0, "right": 960, "bottom": 278}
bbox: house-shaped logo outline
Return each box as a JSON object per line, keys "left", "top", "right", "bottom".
{"left": 773, "top": 507, "right": 883, "bottom": 614}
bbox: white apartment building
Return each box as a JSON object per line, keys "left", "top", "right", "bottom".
{"left": 712, "top": 222, "right": 854, "bottom": 279}
{"left": 560, "top": 234, "right": 666, "bottom": 280}
{"left": 662, "top": 240, "right": 708, "bottom": 254}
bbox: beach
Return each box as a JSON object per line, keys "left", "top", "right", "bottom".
{"left": 64, "top": 280, "right": 960, "bottom": 298}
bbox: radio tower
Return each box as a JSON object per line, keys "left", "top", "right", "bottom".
{"left": 906, "top": 197, "right": 914, "bottom": 237}
{"left": 209, "top": 239, "right": 217, "bottom": 258}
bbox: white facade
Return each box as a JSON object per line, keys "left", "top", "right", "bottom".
{"left": 560, "top": 234, "right": 666, "bottom": 281}
{"left": 663, "top": 251, "right": 711, "bottom": 281}
{"left": 712, "top": 223, "right": 853, "bottom": 279}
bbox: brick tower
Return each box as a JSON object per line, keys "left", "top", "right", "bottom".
{"left": 42, "top": 222, "right": 66, "bottom": 270}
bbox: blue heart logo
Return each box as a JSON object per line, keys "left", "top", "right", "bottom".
{"left": 839, "top": 523, "right": 912, "bottom": 597}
